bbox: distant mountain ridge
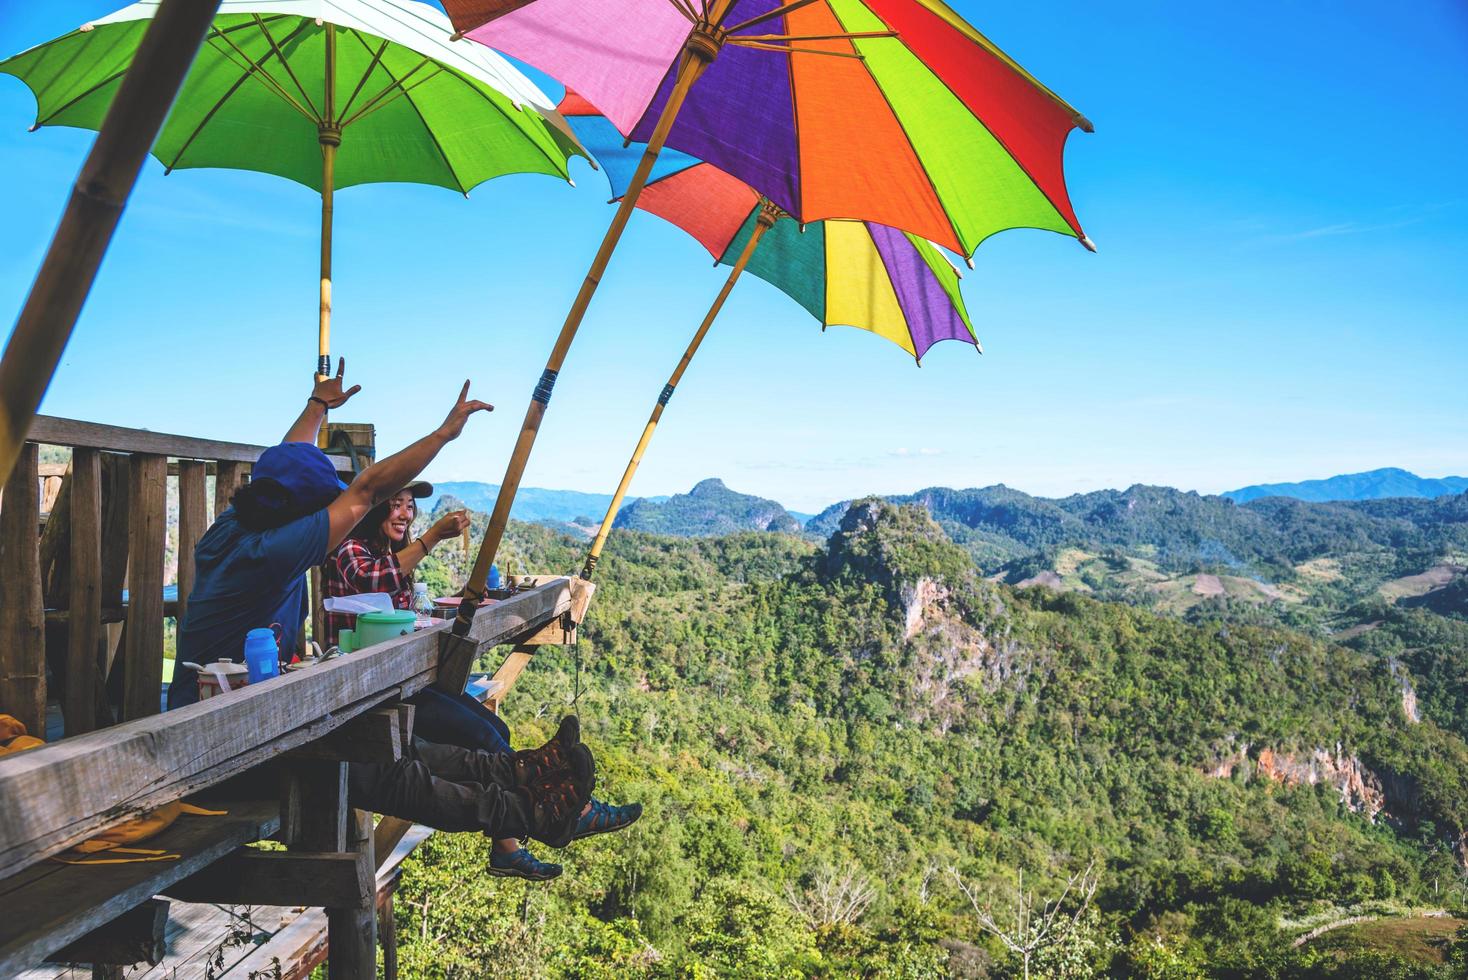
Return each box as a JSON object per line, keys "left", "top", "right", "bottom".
{"left": 424, "top": 481, "right": 666, "bottom": 525}
{"left": 1222, "top": 467, "right": 1468, "bottom": 504}
{"left": 614, "top": 478, "right": 801, "bottom": 537}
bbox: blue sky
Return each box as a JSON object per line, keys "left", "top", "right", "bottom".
{"left": 2, "top": 2, "right": 1466, "bottom": 513}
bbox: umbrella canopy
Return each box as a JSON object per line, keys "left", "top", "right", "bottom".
{"left": 563, "top": 94, "right": 976, "bottom": 363}
{"left": 444, "top": 0, "right": 1092, "bottom": 257}
{"left": 2, "top": 0, "right": 581, "bottom": 192}
{"left": 1, "top": 0, "right": 583, "bottom": 381}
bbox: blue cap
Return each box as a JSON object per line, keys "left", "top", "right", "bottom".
{"left": 253, "top": 442, "right": 349, "bottom": 513}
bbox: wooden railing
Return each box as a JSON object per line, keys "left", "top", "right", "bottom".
{"left": 0, "top": 416, "right": 587, "bottom": 978}
{"left": 0, "top": 415, "right": 353, "bottom": 737}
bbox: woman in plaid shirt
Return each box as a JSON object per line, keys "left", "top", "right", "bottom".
{"left": 320, "top": 480, "right": 467, "bottom": 648}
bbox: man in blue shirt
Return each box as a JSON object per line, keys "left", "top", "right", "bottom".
{"left": 172, "top": 362, "right": 593, "bottom": 848}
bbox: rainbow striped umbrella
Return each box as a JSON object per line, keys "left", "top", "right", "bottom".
{"left": 561, "top": 94, "right": 976, "bottom": 578}
{"left": 445, "top": 0, "right": 1092, "bottom": 256}
{"left": 434, "top": 0, "right": 1091, "bottom": 631}
{"left": 565, "top": 95, "right": 976, "bottom": 363}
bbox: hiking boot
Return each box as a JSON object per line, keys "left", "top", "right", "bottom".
{"left": 511, "top": 715, "right": 580, "bottom": 788}
{"left": 488, "top": 846, "right": 562, "bottom": 881}
{"left": 523, "top": 743, "right": 595, "bottom": 849}
{"left": 571, "top": 799, "right": 643, "bottom": 842}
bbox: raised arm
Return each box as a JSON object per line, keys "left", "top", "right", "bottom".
{"left": 284, "top": 357, "right": 362, "bottom": 445}
{"left": 326, "top": 382, "right": 492, "bottom": 551}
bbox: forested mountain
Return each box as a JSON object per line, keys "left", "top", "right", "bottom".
{"left": 423, "top": 481, "right": 666, "bottom": 524}
{"left": 803, "top": 485, "right": 1468, "bottom": 635}
{"left": 613, "top": 477, "right": 802, "bottom": 536}
{"left": 405, "top": 501, "right": 1468, "bottom": 978}
{"left": 1224, "top": 469, "right": 1468, "bottom": 504}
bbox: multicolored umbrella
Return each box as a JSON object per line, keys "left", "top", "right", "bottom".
{"left": 561, "top": 95, "right": 976, "bottom": 578}
{"left": 435, "top": 0, "right": 1090, "bottom": 631}
{"left": 447, "top": 0, "right": 1091, "bottom": 256}
{"left": 0, "top": 0, "right": 583, "bottom": 382}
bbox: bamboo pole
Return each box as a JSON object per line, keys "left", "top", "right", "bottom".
{"left": 317, "top": 24, "right": 339, "bottom": 453}
{"left": 0, "top": 0, "right": 223, "bottom": 489}
{"left": 581, "top": 204, "right": 780, "bottom": 580}
{"left": 451, "top": 12, "right": 732, "bottom": 637}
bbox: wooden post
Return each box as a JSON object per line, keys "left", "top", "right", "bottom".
{"left": 454, "top": 17, "right": 729, "bottom": 635}
{"left": 121, "top": 453, "right": 166, "bottom": 720}
{"left": 66, "top": 449, "right": 103, "bottom": 736}
{"left": 293, "top": 759, "right": 376, "bottom": 980}
{"left": 0, "top": 0, "right": 223, "bottom": 489}
{"left": 213, "top": 459, "right": 246, "bottom": 523}
{"left": 326, "top": 810, "right": 377, "bottom": 980}
{"left": 581, "top": 204, "right": 778, "bottom": 579}
{"left": 99, "top": 455, "right": 129, "bottom": 608}
{"left": 176, "top": 460, "right": 207, "bottom": 626}
{"left": 0, "top": 443, "right": 45, "bottom": 734}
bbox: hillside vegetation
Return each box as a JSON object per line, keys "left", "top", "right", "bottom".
{"left": 401, "top": 500, "right": 1468, "bottom": 978}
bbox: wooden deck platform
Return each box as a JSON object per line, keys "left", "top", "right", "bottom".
{"left": 18, "top": 826, "right": 433, "bottom": 980}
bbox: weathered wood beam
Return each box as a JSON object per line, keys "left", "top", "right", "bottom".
{"left": 0, "top": 579, "right": 571, "bottom": 879}
{"left": 0, "top": 0, "right": 224, "bottom": 487}
{"left": 288, "top": 705, "right": 409, "bottom": 764}
{"left": 44, "top": 898, "right": 168, "bottom": 968}
{"left": 121, "top": 453, "right": 166, "bottom": 721}
{"left": 0, "top": 443, "right": 45, "bottom": 735}
{"left": 164, "top": 850, "right": 371, "bottom": 908}
{"left": 27, "top": 417, "right": 350, "bottom": 470}
{"left": 486, "top": 644, "right": 538, "bottom": 714}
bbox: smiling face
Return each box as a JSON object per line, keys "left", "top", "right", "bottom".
{"left": 379, "top": 490, "right": 417, "bottom": 545}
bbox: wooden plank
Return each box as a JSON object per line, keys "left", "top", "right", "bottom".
{"left": 486, "top": 645, "right": 536, "bottom": 713}
{"left": 45, "top": 899, "right": 167, "bottom": 967}
{"left": 65, "top": 450, "right": 103, "bottom": 737}
{"left": 27, "top": 417, "right": 350, "bottom": 470}
{"left": 0, "top": 800, "right": 279, "bottom": 977}
{"left": 0, "top": 579, "right": 570, "bottom": 879}
{"left": 0, "top": 443, "right": 46, "bottom": 735}
{"left": 175, "top": 461, "right": 206, "bottom": 626}
{"left": 164, "top": 851, "right": 370, "bottom": 908}
{"left": 212, "top": 460, "right": 246, "bottom": 524}
{"left": 98, "top": 455, "right": 128, "bottom": 610}
{"left": 121, "top": 454, "right": 166, "bottom": 721}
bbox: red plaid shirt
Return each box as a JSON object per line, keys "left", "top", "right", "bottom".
{"left": 322, "top": 536, "right": 413, "bottom": 647}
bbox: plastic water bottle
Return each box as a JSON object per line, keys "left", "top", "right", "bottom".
{"left": 413, "top": 582, "right": 433, "bottom": 627}
{"left": 488, "top": 563, "right": 501, "bottom": 590}
{"left": 243, "top": 628, "right": 280, "bottom": 684}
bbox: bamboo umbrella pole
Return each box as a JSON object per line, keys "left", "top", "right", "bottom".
{"left": 452, "top": 11, "right": 733, "bottom": 636}
{"left": 317, "top": 24, "right": 339, "bottom": 449}
{"left": 0, "top": 0, "right": 222, "bottom": 488}
{"left": 580, "top": 203, "right": 781, "bottom": 580}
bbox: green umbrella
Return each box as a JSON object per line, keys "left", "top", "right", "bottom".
{"left": 1, "top": 0, "right": 583, "bottom": 380}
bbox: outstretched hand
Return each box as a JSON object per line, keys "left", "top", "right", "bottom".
{"left": 428, "top": 509, "right": 471, "bottom": 543}
{"left": 312, "top": 357, "right": 362, "bottom": 408}
{"left": 437, "top": 381, "right": 493, "bottom": 440}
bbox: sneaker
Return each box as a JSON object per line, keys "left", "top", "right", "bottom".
{"left": 512, "top": 715, "right": 581, "bottom": 788}
{"left": 524, "top": 743, "right": 595, "bottom": 849}
{"left": 572, "top": 800, "right": 643, "bottom": 841}
{"left": 488, "top": 846, "right": 562, "bottom": 881}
